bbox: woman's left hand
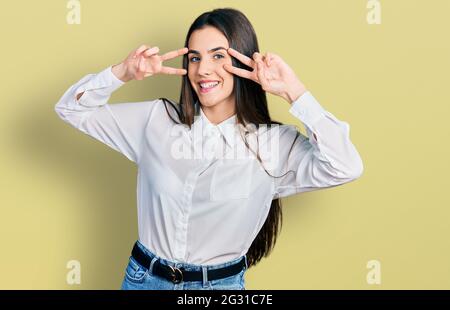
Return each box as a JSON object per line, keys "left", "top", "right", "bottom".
{"left": 224, "top": 48, "right": 307, "bottom": 104}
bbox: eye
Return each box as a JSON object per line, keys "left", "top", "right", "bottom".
{"left": 189, "top": 54, "right": 225, "bottom": 63}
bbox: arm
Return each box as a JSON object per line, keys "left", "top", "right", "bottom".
{"left": 75, "top": 62, "right": 128, "bottom": 101}
{"left": 273, "top": 91, "right": 364, "bottom": 198}
{"left": 222, "top": 48, "right": 364, "bottom": 199}
{"left": 54, "top": 45, "right": 188, "bottom": 164}
{"left": 54, "top": 65, "right": 157, "bottom": 164}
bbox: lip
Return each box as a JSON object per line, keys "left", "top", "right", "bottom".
{"left": 198, "top": 80, "right": 221, "bottom": 94}
{"left": 198, "top": 80, "right": 220, "bottom": 84}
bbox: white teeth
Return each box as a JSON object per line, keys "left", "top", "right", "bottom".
{"left": 200, "top": 82, "right": 219, "bottom": 89}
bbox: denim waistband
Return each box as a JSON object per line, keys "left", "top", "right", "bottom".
{"left": 135, "top": 240, "right": 248, "bottom": 272}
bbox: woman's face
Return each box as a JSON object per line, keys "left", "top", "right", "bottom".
{"left": 187, "top": 26, "right": 235, "bottom": 111}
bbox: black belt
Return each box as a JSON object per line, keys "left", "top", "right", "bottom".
{"left": 131, "top": 242, "right": 246, "bottom": 284}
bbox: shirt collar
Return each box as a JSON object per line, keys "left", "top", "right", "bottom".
{"left": 193, "top": 104, "right": 239, "bottom": 148}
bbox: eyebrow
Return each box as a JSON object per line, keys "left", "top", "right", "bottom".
{"left": 187, "top": 46, "right": 228, "bottom": 55}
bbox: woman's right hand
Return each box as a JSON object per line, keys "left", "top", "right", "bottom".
{"left": 112, "top": 44, "right": 189, "bottom": 82}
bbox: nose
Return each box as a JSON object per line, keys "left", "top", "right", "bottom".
{"left": 197, "top": 58, "right": 215, "bottom": 76}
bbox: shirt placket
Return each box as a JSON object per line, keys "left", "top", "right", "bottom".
{"left": 173, "top": 126, "right": 221, "bottom": 261}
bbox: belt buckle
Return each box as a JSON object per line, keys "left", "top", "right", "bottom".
{"left": 168, "top": 265, "right": 183, "bottom": 284}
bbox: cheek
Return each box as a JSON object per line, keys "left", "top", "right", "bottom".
{"left": 220, "top": 64, "right": 234, "bottom": 86}
{"left": 222, "top": 72, "right": 234, "bottom": 89}
{"left": 188, "top": 73, "right": 197, "bottom": 89}
{"left": 225, "top": 77, "right": 233, "bottom": 89}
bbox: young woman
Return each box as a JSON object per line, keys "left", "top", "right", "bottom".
{"left": 55, "top": 8, "right": 363, "bottom": 290}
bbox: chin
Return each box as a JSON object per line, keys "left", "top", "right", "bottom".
{"left": 198, "top": 100, "right": 217, "bottom": 108}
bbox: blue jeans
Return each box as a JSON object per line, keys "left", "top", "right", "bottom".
{"left": 121, "top": 240, "right": 248, "bottom": 290}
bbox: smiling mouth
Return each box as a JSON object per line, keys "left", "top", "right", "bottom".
{"left": 199, "top": 81, "right": 221, "bottom": 94}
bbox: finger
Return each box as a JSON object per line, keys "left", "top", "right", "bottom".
{"left": 135, "top": 44, "right": 150, "bottom": 57}
{"left": 139, "top": 55, "right": 146, "bottom": 72}
{"left": 137, "top": 55, "right": 142, "bottom": 71}
{"left": 228, "top": 48, "right": 254, "bottom": 67}
{"left": 267, "top": 52, "right": 277, "bottom": 66}
{"left": 160, "top": 66, "right": 188, "bottom": 75}
{"left": 223, "top": 64, "right": 254, "bottom": 81}
{"left": 253, "top": 52, "right": 263, "bottom": 63}
{"left": 136, "top": 56, "right": 145, "bottom": 80}
{"left": 143, "top": 46, "right": 159, "bottom": 57}
{"left": 256, "top": 61, "right": 269, "bottom": 87}
{"left": 160, "top": 47, "right": 189, "bottom": 61}
{"left": 265, "top": 52, "right": 272, "bottom": 66}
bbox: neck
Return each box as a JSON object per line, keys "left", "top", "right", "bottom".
{"left": 200, "top": 102, "right": 236, "bottom": 125}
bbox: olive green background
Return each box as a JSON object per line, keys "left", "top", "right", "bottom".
{"left": 1, "top": 0, "right": 449, "bottom": 289}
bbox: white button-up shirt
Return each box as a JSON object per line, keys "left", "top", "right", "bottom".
{"left": 55, "top": 65, "right": 364, "bottom": 265}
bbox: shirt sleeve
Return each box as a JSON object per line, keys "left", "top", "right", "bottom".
{"left": 54, "top": 65, "right": 157, "bottom": 164}
{"left": 273, "top": 91, "right": 364, "bottom": 199}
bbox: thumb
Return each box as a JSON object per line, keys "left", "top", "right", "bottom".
{"left": 253, "top": 52, "right": 263, "bottom": 62}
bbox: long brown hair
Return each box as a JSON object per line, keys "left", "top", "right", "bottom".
{"left": 159, "top": 8, "right": 300, "bottom": 268}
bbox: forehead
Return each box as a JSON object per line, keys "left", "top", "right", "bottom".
{"left": 188, "top": 26, "right": 229, "bottom": 49}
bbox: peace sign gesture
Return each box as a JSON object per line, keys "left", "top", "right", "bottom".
{"left": 223, "top": 48, "right": 307, "bottom": 103}
{"left": 113, "top": 44, "right": 189, "bottom": 82}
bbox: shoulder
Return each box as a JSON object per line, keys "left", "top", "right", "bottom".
{"left": 254, "top": 123, "right": 306, "bottom": 144}
{"left": 146, "top": 98, "right": 182, "bottom": 124}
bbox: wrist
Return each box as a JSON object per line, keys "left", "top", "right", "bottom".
{"left": 112, "top": 62, "right": 131, "bottom": 83}
{"left": 284, "top": 83, "right": 307, "bottom": 105}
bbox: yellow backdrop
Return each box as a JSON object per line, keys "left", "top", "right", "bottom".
{"left": 1, "top": 0, "right": 449, "bottom": 289}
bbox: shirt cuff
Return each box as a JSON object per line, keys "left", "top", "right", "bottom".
{"left": 288, "top": 91, "right": 327, "bottom": 126}
{"left": 75, "top": 65, "right": 125, "bottom": 107}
